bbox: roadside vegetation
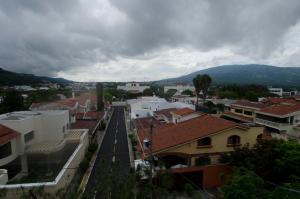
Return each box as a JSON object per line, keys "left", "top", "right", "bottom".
{"left": 220, "top": 139, "right": 300, "bottom": 199}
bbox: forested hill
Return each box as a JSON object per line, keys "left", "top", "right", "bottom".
{"left": 0, "top": 68, "right": 71, "bottom": 85}
{"left": 156, "top": 64, "right": 300, "bottom": 87}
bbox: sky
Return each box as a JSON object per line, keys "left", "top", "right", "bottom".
{"left": 0, "top": 0, "right": 300, "bottom": 82}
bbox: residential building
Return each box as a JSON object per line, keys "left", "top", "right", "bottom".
{"left": 0, "top": 110, "right": 90, "bottom": 184}
{"left": 127, "top": 96, "right": 194, "bottom": 119}
{"left": 117, "top": 82, "right": 150, "bottom": 93}
{"left": 222, "top": 100, "right": 268, "bottom": 124}
{"left": 255, "top": 102, "right": 300, "bottom": 139}
{"left": 136, "top": 114, "right": 264, "bottom": 188}
{"left": 268, "top": 87, "right": 283, "bottom": 96}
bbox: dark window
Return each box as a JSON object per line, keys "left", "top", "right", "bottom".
{"left": 234, "top": 109, "right": 243, "bottom": 114}
{"left": 227, "top": 135, "right": 241, "bottom": 146}
{"left": 0, "top": 142, "right": 12, "bottom": 159}
{"left": 197, "top": 137, "right": 211, "bottom": 146}
{"left": 244, "top": 111, "right": 253, "bottom": 116}
{"left": 256, "top": 134, "right": 263, "bottom": 140}
{"left": 24, "top": 131, "right": 34, "bottom": 143}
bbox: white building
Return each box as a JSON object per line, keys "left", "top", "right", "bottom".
{"left": 117, "top": 82, "right": 150, "bottom": 93}
{"left": 127, "top": 96, "right": 194, "bottom": 119}
{"left": 268, "top": 87, "right": 283, "bottom": 96}
{"left": 164, "top": 85, "right": 195, "bottom": 94}
{"left": 0, "top": 110, "right": 83, "bottom": 183}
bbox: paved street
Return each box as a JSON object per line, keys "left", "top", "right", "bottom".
{"left": 83, "top": 106, "right": 131, "bottom": 198}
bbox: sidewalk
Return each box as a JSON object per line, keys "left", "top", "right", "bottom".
{"left": 78, "top": 109, "right": 112, "bottom": 194}
{"left": 124, "top": 108, "right": 135, "bottom": 168}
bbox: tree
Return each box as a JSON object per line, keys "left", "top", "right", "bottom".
{"left": 181, "top": 89, "right": 193, "bottom": 96}
{"left": 164, "top": 89, "right": 177, "bottom": 100}
{"left": 222, "top": 168, "right": 267, "bottom": 199}
{"left": 0, "top": 89, "right": 24, "bottom": 113}
{"left": 143, "top": 88, "right": 153, "bottom": 96}
{"left": 193, "top": 74, "right": 212, "bottom": 108}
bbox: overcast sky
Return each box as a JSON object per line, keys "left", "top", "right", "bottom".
{"left": 1, "top": 0, "right": 300, "bottom": 82}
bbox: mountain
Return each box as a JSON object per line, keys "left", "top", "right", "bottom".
{"left": 0, "top": 68, "right": 72, "bottom": 85}
{"left": 156, "top": 64, "right": 300, "bottom": 87}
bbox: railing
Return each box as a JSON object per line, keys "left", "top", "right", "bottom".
{"left": 255, "top": 118, "right": 290, "bottom": 129}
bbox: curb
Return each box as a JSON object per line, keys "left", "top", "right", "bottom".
{"left": 124, "top": 108, "right": 135, "bottom": 168}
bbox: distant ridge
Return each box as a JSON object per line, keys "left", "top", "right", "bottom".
{"left": 156, "top": 64, "right": 300, "bottom": 87}
{"left": 0, "top": 68, "right": 72, "bottom": 85}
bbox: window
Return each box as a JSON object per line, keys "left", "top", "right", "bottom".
{"left": 24, "top": 131, "right": 34, "bottom": 143}
{"left": 256, "top": 134, "right": 263, "bottom": 142}
{"left": 244, "top": 111, "right": 253, "bottom": 116}
{"left": 197, "top": 137, "right": 211, "bottom": 147}
{"left": 227, "top": 135, "right": 241, "bottom": 146}
{"left": 0, "top": 142, "right": 12, "bottom": 159}
{"left": 234, "top": 109, "right": 243, "bottom": 114}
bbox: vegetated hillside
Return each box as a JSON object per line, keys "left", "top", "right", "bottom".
{"left": 156, "top": 64, "right": 300, "bottom": 87}
{"left": 0, "top": 68, "right": 72, "bottom": 85}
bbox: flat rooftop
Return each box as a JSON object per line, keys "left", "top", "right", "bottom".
{"left": 0, "top": 110, "right": 68, "bottom": 121}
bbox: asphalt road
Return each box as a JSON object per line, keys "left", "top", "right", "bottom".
{"left": 83, "top": 106, "right": 131, "bottom": 198}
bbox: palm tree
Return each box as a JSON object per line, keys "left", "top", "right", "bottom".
{"left": 193, "top": 74, "right": 212, "bottom": 109}
{"left": 193, "top": 75, "right": 201, "bottom": 109}
{"left": 199, "top": 74, "right": 212, "bottom": 103}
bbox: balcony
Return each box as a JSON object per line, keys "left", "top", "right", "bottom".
{"left": 255, "top": 118, "right": 290, "bottom": 130}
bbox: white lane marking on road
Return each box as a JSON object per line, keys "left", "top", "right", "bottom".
{"left": 112, "top": 156, "right": 115, "bottom": 163}
{"left": 115, "top": 139, "right": 117, "bottom": 144}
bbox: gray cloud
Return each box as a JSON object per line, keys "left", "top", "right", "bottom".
{"left": 0, "top": 0, "right": 300, "bottom": 79}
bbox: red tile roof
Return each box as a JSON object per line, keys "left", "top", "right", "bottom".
{"left": 134, "top": 117, "right": 163, "bottom": 130}
{"left": 171, "top": 108, "right": 195, "bottom": 116}
{"left": 137, "top": 115, "right": 237, "bottom": 153}
{"left": 154, "top": 108, "right": 177, "bottom": 120}
{"left": 261, "top": 97, "right": 296, "bottom": 105}
{"left": 57, "top": 99, "right": 78, "bottom": 107}
{"left": 258, "top": 103, "right": 300, "bottom": 116}
{"left": 71, "top": 120, "right": 98, "bottom": 132}
{"left": 0, "top": 124, "right": 19, "bottom": 145}
{"left": 76, "top": 111, "right": 104, "bottom": 120}
{"left": 232, "top": 100, "right": 267, "bottom": 110}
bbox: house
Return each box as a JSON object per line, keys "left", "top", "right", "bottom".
{"left": 255, "top": 102, "right": 300, "bottom": 139}
{"left": 153, "top": 108, "right": 177, "bottom": 123}
{"left": 222, "top": 100, "right": 268, "bottom": 124}
{"left": 170, "top": 108, "right": 202, "bottom": 124}
{"left": 127, "top": 96, "right": 194, "bottom": 119}
{"left": 117, "top": 82, "right": 150, "bottom": 93}
{"left": 136, "top": 114, "right": 264, "bottom": 188}
{"left": 0, "top": 110, "right": 89, "bottom": 184}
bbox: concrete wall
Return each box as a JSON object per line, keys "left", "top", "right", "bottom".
{"left": 0, "top": 130, "right": 89, "bottom": 199}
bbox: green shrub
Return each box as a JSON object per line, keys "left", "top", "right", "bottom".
{"left": 79, "top": 159, "right": 89, "bottom": 173}
{"left": 88, "top": 142, "right": 98, "bottom": 153}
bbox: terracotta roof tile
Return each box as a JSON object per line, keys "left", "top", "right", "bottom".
{"left": 171, "top": 108, "right": 195, "bottom": 116}
{"left": 154, "top": 108, "right": 177, "bottom": 120}
{"left": 232, "top": 100, "right": 267, "bottom": 110}
{"left": 0, "top": 124, "right": 20, "bottom": 145}
{"left": 137, "top": 115, "right": 237, "bottom": 153}
{"left": 258, "top": 103, "right": 300, "bottom": 116}
{"left": 134, "top": 117, "right": 162, "bottom": 130}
